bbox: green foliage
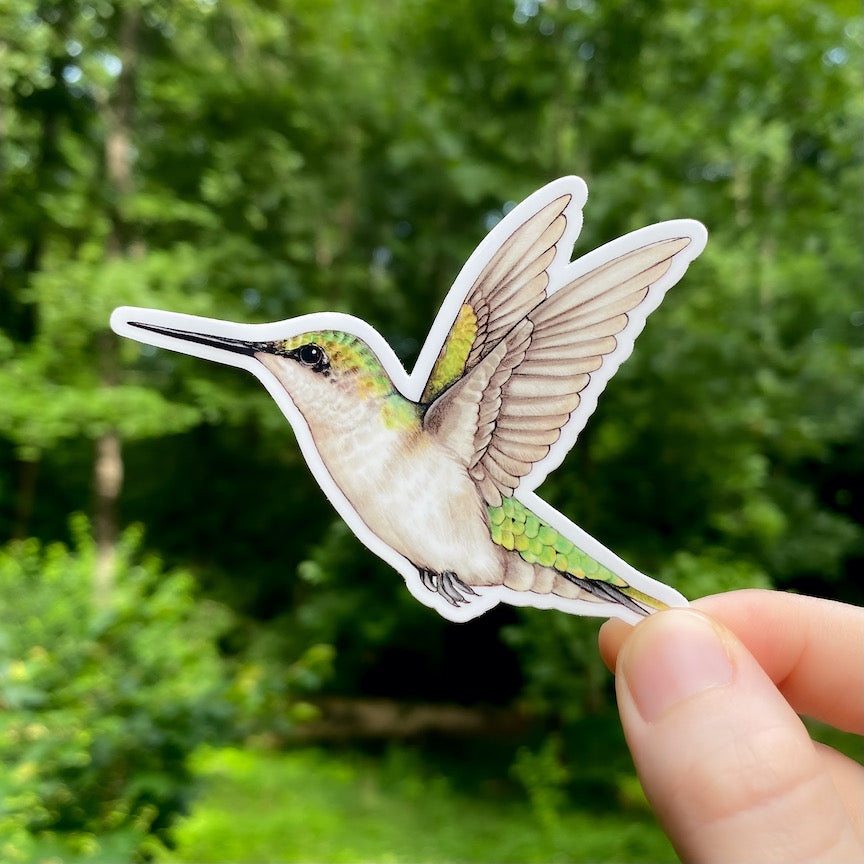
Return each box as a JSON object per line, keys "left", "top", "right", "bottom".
{"left": 228, "top": 636, "right": 336, "bottom": 742}
{"left": 156, "top": 722, "right": 861, "bottom": 863}
{"left": 659, "top": 549, "right": 773, "bottom": 601}
{"left": 153, "top": 745, "right": 676, "bottom": 864}
{"left": 0, "top": 517, "right": 235, "bottom": 861}
{"left": 510, "top": 735, "right": 571, "bottom": 853}
{"left": 503, "top": 612, "right": 612, "bottom": 722}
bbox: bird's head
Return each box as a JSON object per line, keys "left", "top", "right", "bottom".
{"left": 123, "top": 320, "right": 411, "bottom": 429}
{"left": 254, "top": 330, "right": 397, "bottom": 406}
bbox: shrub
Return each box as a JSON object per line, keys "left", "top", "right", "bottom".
{"left": 0, "top": 517, "right": 235, "bottom": 862}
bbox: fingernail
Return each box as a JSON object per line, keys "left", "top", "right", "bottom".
{"left": 621, "top": 610, "right": 734, "bottom": 723}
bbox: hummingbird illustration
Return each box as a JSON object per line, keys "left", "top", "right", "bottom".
{"left": 112, "top": 177, "right": 706, "bottom": 624}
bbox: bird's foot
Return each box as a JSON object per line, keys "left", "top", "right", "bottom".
{"left": 418, "top": 569, "right": 478, "bottom": 607}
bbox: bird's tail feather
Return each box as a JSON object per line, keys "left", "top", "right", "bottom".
{"left": 561, "top": 572, "right": 667, "bottom": 617}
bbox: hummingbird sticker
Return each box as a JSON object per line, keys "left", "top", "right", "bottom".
{"left": 112, "top": 176, "right": 707, "bottom": 625}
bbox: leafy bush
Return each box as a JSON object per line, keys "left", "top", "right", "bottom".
{"left": 0, "top": 517, "right": 235, "bottom": 862}
{"left": 226, "top": 626, "right": 335, "bottom": 743}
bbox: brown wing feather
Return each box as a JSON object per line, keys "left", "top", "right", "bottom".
{"left": 425, "top": 236, "right": 692, "bottom": 506}
{"left": 420, "top": 195, "right": 572, "bottom": 402}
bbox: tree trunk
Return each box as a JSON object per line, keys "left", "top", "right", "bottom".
{"left": 93, "top": 5, "right": 139, "bottom": 597}
{"left": 94, "top": 430, "right": 123, "bottom": 597}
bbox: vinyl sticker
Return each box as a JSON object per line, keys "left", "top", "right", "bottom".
{"left": 112, "top": 176, "right": 707, "bottom": 624}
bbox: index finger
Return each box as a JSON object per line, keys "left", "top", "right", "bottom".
{"left": 600, "top": 589, "right": 864, "bottom": 734}
{"left": 692, "top": 590, "right": 863, "bottom": 734}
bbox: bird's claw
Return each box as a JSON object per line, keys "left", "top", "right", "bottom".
{"left": 419, "top": 569, "right": 437, "bottom": 592}
{"left": 419, "top": 569, "right": 477, "bottom": 606}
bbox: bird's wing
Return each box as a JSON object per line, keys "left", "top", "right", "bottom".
{"left": 423, "top": 236, "right": 693, "bottom": 507}
{"left": 419, "top": 194, "right": 572, "bottom": 404}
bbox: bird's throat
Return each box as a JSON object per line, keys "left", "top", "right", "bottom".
{"left": 378, "top": 393, "right": 421, "bottom": 431}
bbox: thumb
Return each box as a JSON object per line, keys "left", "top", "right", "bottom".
{"left": 612, "top": 608, "right": 859, "bottom": 863}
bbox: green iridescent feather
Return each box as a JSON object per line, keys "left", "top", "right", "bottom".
{"left": 421, "top": 304, "right": 477, "bottom": 403}
{"left": 487, "top": 496, "right": 627, "bottom": 587}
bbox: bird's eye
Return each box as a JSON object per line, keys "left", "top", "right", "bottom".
{"left": 295, "top": 343, "right": 329, "bottom": 372}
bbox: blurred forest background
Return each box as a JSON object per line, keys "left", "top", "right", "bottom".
{"left": 1, "top": 0, "right": 862, "bottom": 861}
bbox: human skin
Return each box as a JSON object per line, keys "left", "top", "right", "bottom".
{"left": 598, "top": 590, "right": 864, "bottom": 863}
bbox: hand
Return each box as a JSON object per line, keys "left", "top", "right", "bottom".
{"left": 599, "top": 589, "right": 863, "bottom": 863}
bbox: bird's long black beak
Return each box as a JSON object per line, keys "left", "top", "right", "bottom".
{"left": 129, "top": 321, "right": 274, "bottom": 356}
